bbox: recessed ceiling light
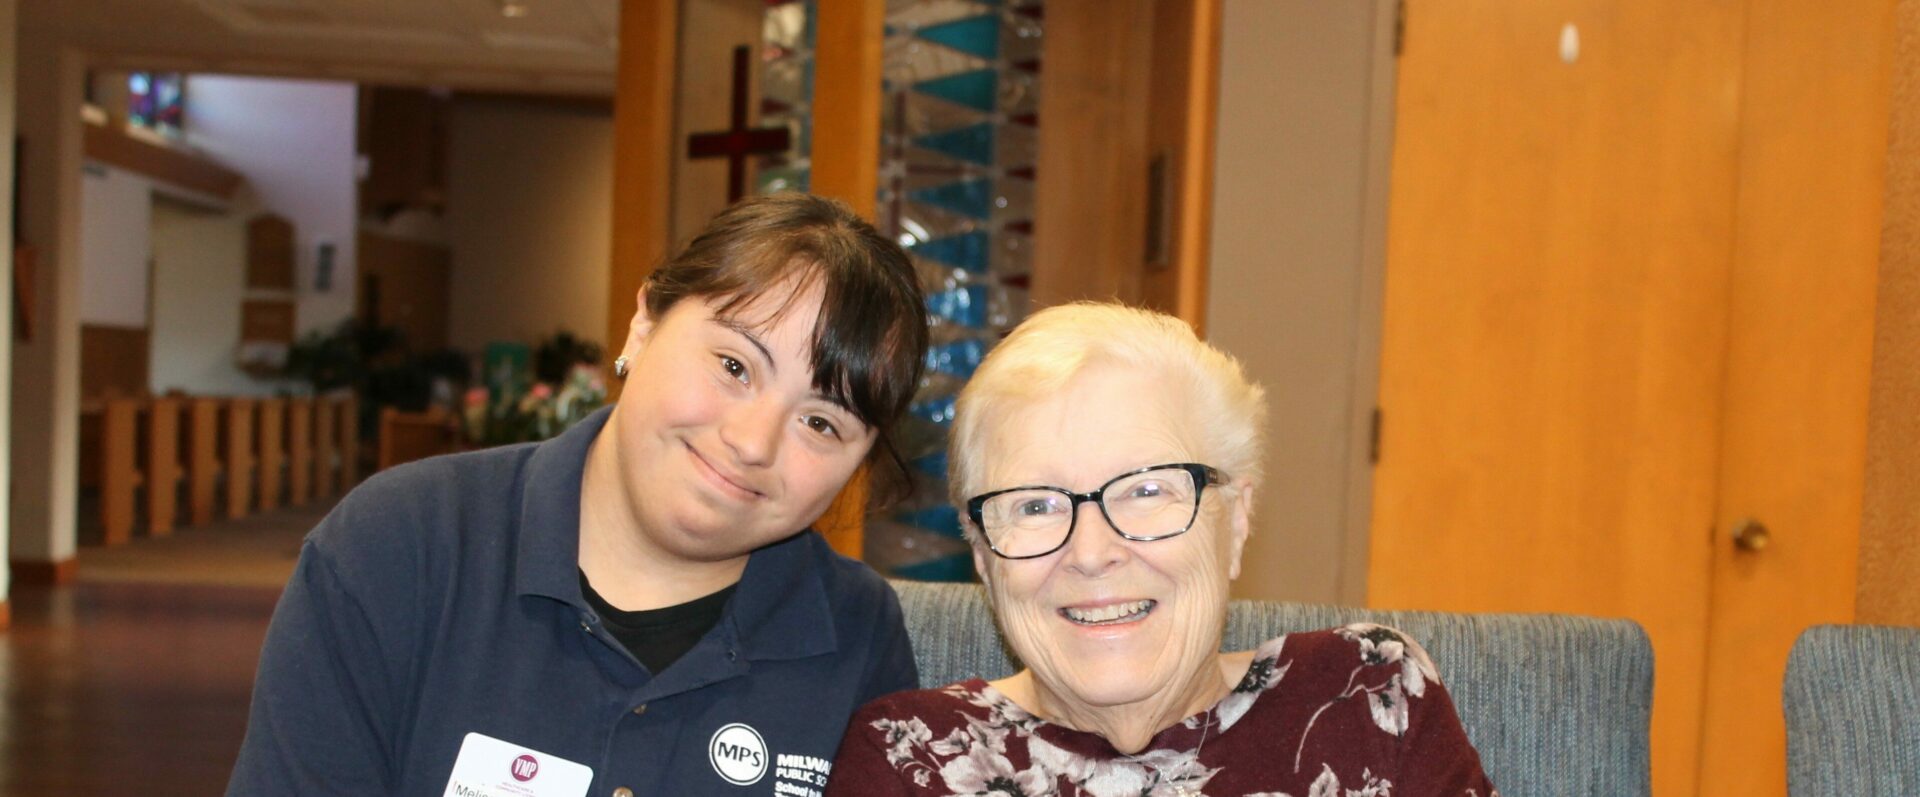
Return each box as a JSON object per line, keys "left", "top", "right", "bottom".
{"left": 499, "top": 1, "right": 529, "bottom": 18}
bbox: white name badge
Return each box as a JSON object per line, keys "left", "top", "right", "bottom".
{"left": 443, "top": 732, "right": 594, "bottom": 797}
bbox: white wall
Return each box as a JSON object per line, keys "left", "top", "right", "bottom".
{"left": 77, "top": 164, "right": 152, "bottom": 327}
{"left": 185, "top": 75, "right": 358, "bottom": 337}
{"left": 1206, "top": 0, "right": 1396, "bottom": 605}
{"left": 148, "top": 192, "right": 299, "bottom": 396}
{"left": 445, "top": 97, "right": 612, "bottom": 354}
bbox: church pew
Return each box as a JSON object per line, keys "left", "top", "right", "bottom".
{"left": 378, "top": 407, "right": 458, "bottom": 472}
{"left": 96, "top": 397, "right": 142, "bottom": 546}
{"left": 144, "top": 396, "right": 183, "bottom": 537}
{"left": 284, "top": 397, "right": 311, "bottom": 507}
{"left": 223, "top": 398, "right": 256, "bottom": 520}
{"left": 313, "top": 397, "right": 337, "bottom": 498}
{"left": 286, "top": 397, "right": 313, "bottom": 506}
{"left": 184, "top": 397, "right": 222, "bottom": 526}
{"left": 337, "top": 395, "right": 360, "bottom": 490}
{"left": 255, "top": 398, "right": 286, "bottom": 512}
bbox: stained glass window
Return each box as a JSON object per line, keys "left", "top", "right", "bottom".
{"left": 870, "top": 0, "right": 1044, "bottom": 582}
{"left": 757, "top": 0, "right": 816, "bottom": 195}
{"left": 128, "top": 72, "right": 186, "bottom": 138}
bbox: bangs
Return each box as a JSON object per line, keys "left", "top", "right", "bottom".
{"left": 705, "top": 253, "right": 924, "bottom": 433}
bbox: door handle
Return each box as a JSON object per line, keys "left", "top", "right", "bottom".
{"left": 1731, "top": 518, "right": 1771, "bottom": 552}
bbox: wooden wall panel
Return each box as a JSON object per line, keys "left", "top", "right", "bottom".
{"left": 1858, "top": 0, "right": 1920, "bottom": 628}
{"left": 81, "top": 122, "right": 242, "bottom": 201}
{"left": 1029, "top": 0, "right": 1153, "bottom": 308}
{"left": 246, "top": 215, "right": 294, "bottom": 290}
{"left": 79, "top": 324, "right": 147, "bottom": 400}
{"left": 357, "top": 231, "right": 451, "bottom": 352}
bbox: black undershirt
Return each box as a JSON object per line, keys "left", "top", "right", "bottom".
{"left": 579, "top": 571, "right": 737, "bottom": 674}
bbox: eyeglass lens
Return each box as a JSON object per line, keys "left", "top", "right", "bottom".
{"left": 980, "top": 466, "right": 1200, "bottom": 558}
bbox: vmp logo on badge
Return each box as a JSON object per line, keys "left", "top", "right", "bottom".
{"left": 708, "top": 723, "right": 769, "bottom": 786}
{"left": 510, "top": 754, "right": 539, "bottom": 782}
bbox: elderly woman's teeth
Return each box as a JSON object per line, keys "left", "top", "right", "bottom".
{"left": 1061, "top": 600, "right": 1156, "bottom": 625}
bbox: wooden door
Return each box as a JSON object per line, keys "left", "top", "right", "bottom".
{"left": 1697, "top": 1, "right": 1893, "bottom": 793}
{"left": 1370, "top": 2, "right": 1744, "bottom": 794}
{"left": 1374, "top": 1, "right": 1892, "bottom": 794}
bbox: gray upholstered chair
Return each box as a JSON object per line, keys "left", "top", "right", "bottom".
{"left": 1784, "top": 624, "right": 1920, "bottom": 796}
{"left": 891, "top": 579, "right": 1653, "bottom": 797}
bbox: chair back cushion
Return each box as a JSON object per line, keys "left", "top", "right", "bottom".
{"left": 1785, "top": 624, "right": 1920, "bottom": 796}
{"left": 891, "top": 579, "right": 1654, "bottom": 796}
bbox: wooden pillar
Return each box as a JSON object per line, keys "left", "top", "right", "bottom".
{"left": 145, "top": 396, "right": 181, "bottom": 537}
{"left": 810, "top": 0, "right": 887, "bottom": 560}
{"left": 287, "top": 398, "right": 312, "bottom": 506}
{"left": 812, "top": 0, "right": 885, "bottom": 218}
{"left": 98, "top": 397, "right": 140, "bottom": 546}
{"left": 606, "top": 0, "right": 680, "bottom": 393}
{"left": 313, "top": 397, "right": 337, "bottom": 498}
{"left": 224, "top": 398, "right": 255, "bottom": 520}
{"left": 256, "top": 398, "right": 284, "bottom": 512}
{"left": 185, "top": 397, "right": 220, "bottom": 526}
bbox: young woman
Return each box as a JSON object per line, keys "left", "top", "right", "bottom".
{"left": 230, "top": 194, "right": 929, "bottom": 796}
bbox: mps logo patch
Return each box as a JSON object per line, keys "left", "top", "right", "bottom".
{"left": 708, "top": 723, "right": 769, "bottom": 785}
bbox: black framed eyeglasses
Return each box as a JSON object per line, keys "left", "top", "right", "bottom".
{"left": 966, "top": 463, "right": 1230, "bottom": 560}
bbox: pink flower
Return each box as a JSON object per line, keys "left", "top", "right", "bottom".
{"left": 464, "top": 387, "right": 489, "bottom": 407}
{"left": 529, "top": 382, "right": 554, "bottom": 400}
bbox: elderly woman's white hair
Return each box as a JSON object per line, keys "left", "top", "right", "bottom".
{"left": 947, "top": 302, "right": 1268, "bottom": 520}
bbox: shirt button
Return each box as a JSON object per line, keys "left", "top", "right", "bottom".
{"left": 726, "top": 649, "right": 738, "bottom": 661}
{"left": 613, "top": 788, "right": 634, "bottom": 797}
{"left": 632, "top": 704, "right": 647, "bottom": 716}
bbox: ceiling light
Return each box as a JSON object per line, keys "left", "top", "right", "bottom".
{"left": 499, "top": 0, "right": 528, "bottom": 18}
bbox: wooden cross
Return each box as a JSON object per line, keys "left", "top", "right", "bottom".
{"left": 687, "top": 45, "right": 792, "bottom": 203}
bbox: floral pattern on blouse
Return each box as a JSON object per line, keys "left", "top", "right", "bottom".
{"left": 826, "top": 624, "right": 1498, "bottom": 797}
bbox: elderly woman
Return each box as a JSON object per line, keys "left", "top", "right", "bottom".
{"left": 828, "top": 303, "right": 1494, "bottom": 796}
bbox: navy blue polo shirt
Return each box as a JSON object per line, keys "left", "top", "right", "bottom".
{"left": 227, "top": 408, "right": 918, "bottom": 796}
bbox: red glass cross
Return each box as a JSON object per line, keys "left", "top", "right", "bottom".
{"left": 687, "top": 45, "right": 793, "bottom": 203}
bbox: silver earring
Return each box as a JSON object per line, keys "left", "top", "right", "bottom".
{"left": 613, "top": 356, "right": 630, "bottom": 379}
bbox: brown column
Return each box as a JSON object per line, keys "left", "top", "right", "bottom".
{"left": 808, "top": 0, "right": 889, "bottom": 560}
{"left": 812, "top": 0, "right": 885, "bottom": 218}
{"left": 606, "top": 0, "right": 681, "bottom": 392}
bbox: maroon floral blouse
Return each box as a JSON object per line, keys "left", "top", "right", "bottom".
{"left": 826, "top": 624, "right": 1498, "bottom": 797}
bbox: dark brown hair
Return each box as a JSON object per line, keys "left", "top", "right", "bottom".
{"left": 644, "top": 193, "right": 929, "bottom": 501}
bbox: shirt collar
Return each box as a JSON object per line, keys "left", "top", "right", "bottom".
{"left": 725, "top": 530, "right": 838, "bottom": 662}
{"left": 513, "top": 406, "right": 839, "bottom": 662}
{"left": 514, "top": 405, "right": 608, "bottom": 605}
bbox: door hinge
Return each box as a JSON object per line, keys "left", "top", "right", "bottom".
{"left": 1369, "top": 407, "right": 1383, "bottom": 465}
{"left": 1393, "top": 0, "right": 1407, "bottom": 57}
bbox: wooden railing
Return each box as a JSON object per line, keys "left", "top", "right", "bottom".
{"left": 78, "top": 393, "right": 360, "bottom": 545}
